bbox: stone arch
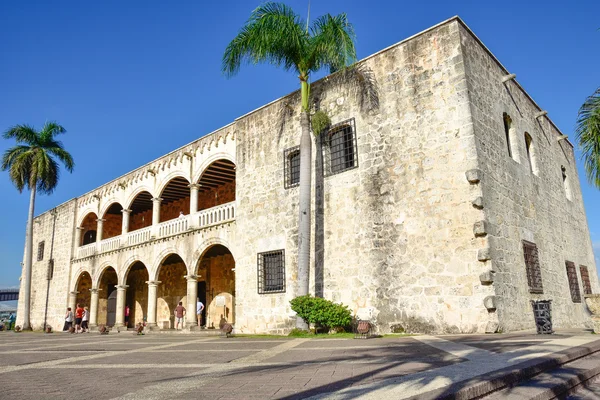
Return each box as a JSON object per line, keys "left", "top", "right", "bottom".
{"left": 99, "top": 198, "right": 124, "bottom": 218}
{"left": 125, "top": 186, "right": 155, "bottom": 210}
{"left": 94, "top": 261, "right": 117, "bottom": 288}
{"left": 78, "top": 212, "right": 99, "bottom": 246}
{"left": 71, "top": 266, "right": 93, "bottom": 292}
{"left": 77, "top": 207, "right": 98, "bottom": 227}
{"left": 157, "top": 175, "right": 192, "bottom": 222}
{"left": 95, "top": 263, "right": 119, "bottom": 326}
{"left": 190, "top": 237, "right": 236, "bottom": 272}
{"left": 120, "top": 255, "right": 150, "bottom": 285}
{"left": 100, "top": 202, "right": 124, "bottom": 240}
{"left": 73, "top": 269, "right": 93, "bottom": 310}
{"left": 156, "top": 172, "right": 191, "bottom": 196}
{"left": 150, "top": 248, "right": 185, "bottom": 281}
{"left": 193, "top": 152, "right": 235, "bottom": 183}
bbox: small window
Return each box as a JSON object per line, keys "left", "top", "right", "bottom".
{"left": 323, "top": 118, "right": 358, "bottom": 176}
{"left": 565, "top": 261, "right": 581, "bottom": 303}
{"left": 257, "top": 250, "right": 285, "bottom": 294}
{"left": 524, "top": 132, "right": 537, "bottom": 175}
{"left": 37, "top": 241, "right": 45, "bottom": 261}
{"left": 580, "top": 265, "right": 593, "bottom": 295}
{"left": 522, "top": 240, "right": 543, "bottom": 294}
{"left": 284, "top": 146, "right": 300, "bottom": 189}
{"left": 503, "top": 113, "right": 513, "bottom": 159}
{"left": 561, "top": 166, "right": 572, "bottom": 200}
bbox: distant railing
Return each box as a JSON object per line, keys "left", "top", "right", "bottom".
{"left": 158, "top": 215, "right": 189, "bottom": 238}
{"left": 99, "top": 236, "right": 121, "bottom": 253}
{"left": 127, "top": 226, "right": 152, "bottom": 246}
{"left": 198, "top": 202, "right": 235, "bottom": 228}
{"left": 78, "top": 242, "right": 97, "bottom": 258}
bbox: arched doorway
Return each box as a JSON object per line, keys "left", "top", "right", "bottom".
{"left": 125, "top": 261, "right": 149, "bottom": 328}
{"left": 156, "top": 254, "right": 187, "bottom": 329}
{"left": 79, "top": 213, "right": 98, "bottom": 245}
{"left": 159, "top": 177, "right": 191, "bottom": 222}
{"left": 196, "top": 160, "right": 236, "bottom": 211}
{"left": 128, "top": 191, "right": 153, "bottom": 232}
{"left": 195, "top": 245, "right": 235, "bottom": 329}
{"left": 97, "top": 267, "right": 118, "bottom": 326}
{"left": 101, "top": 203, "right": 123, "bottom": 240}
{"left": 75, "top": 271, "right": 92, "bottom": 309}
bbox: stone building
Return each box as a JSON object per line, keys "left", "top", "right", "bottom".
{"left": 18, "top": 17, "right": 599, "bottom": 334}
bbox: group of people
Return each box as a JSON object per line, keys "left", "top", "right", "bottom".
{"left": 63, "top": 303, "right": 89, "bottom": 333}
{"left": 173, "top": 299, "right": 205, "bottom": 329}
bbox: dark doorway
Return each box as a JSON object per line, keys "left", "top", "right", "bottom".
{"left": 197, "top": 281, "right": 206, "bottom": 327}
{"left": 83, "top": 230, "right": 97, "bottom": 245}
{"left": 107, "top": 289, "right": 117, "bottom": 326}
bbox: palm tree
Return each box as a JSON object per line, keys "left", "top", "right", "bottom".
{"left": 2, "top": 122, "right": 74, "bottom": 330}
{"left": 222, "top": 2, "right": 356, "bottom": 329}
{"left": 576, "top": 87, "right": 600, "bottom": 189}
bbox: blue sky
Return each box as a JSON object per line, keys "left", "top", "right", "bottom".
{"left": 1, "top": 0, "right": 599, "bottom": 288}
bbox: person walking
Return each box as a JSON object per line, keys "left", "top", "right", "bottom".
{"left": 175, "top": 301, "right": 186, "bottom": 330}
{"left": 196, "top": 298, "right": 204, "bottom": 328}
{"left": 74, "top": 303, "right": 84, "bottom": 333}
{"left": 81, "top": 306, "right": 89, "bottom": 333}
{"left": 63, "top": 307, "right": 74, "bottom": 332}
{"left": 124, "top": 305, "right": 130, "bottom": 328}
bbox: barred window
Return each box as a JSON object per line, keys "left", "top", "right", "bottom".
{"left": 522, "top": 240, "right": 543, "bottom": 294}
{"left": 257, "top": 250, "right": 285, "bottom": 294}
{"left": 37, "top": 241, "right": 45, "bottom": 261}
{"left": 284, "top": 146, "right": 300, "bottom": 189}
{"left": 565, "top": 261, "right": 581, "bottom": 303}
{"left": 323, "top": 118, "right": 358, "bottom": 176}
{"left": 580, "top": 265, "right": 593, "bottom": 295}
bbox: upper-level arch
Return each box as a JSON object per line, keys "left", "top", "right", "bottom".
{"left": 158, "top": 176, "right": 192, "bottom": 222}
{"left": 195, "top": 158, "right": 236, "bottom": 212}
{"left": 193, "top": 152, "right": 235, "bottom": 183}
{"left": 100, "top": 202, "right": 124, "bottom": 240}
{"left": 79, "top": 212, "right": 98, "bottom": 246}
{"left": 127, "top": 190, "right": 153, "bottom": 232}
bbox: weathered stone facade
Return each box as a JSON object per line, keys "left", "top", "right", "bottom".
{"left": 17, "top": 17, "right": 599, "bottom": 334}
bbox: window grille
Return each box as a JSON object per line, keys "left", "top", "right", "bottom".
{"left": 37, "top": 241, "right": 45, "bottom": 261}
{"left": 580, "top": 265, "right": 593, "bottom": 295}
{"left": 565, "top": 261, "right": 581, "bottom": 303}
{"left": 257, "top": 250, "right": 285, "bottom": 294}
{"left": 522, "top": 240, "right": 543, "bottom": 294}
{"left": 322, "top": 118, "right": 358, "bottom": 176}
{"left": 283, "top": 146, "right": 300, "bottom": 189}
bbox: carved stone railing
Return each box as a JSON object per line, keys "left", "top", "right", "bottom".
{"left": 99, "top": 236, "right": 121, "bottom": 253}
{"left": 198, "top": 202, "right": 235, "bottom": 228}
{"left": 157, "top": 215, "right": 190, "bottom": 238}
{"left": 77, "top": 242, "right": 97, "bottom": 258}
{"left": 127, "top": 226, "right": 152, "bottom": 246}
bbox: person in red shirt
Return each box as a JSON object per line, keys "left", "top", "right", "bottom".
{"left": 125, "top": 305, "right": 130, "bottom": 328}
{"left": 75, "top": 304, "right": 84, "bottom": 333}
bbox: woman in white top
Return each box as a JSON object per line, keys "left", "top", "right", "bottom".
{"left": 63, "top": 307, "right": 74, "bottom": 332}
{"left": 81, "top": 307, "right": 89, "bottom": 333}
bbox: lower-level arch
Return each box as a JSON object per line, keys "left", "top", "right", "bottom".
{"left": 124, "top": 261, "right": 150, "bottom": 328}
{"left": 74, "top": 270, "right": 92, "bottom": 312}
{"left": 194, "top": 244, "right": 235, "bottom": 329}
{"left": 97, "top": 266, "right": 118, "bottom": 326}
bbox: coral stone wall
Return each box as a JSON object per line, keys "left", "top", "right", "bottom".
{"left": 459, "top": 24, "right": 599, "bottom": 332}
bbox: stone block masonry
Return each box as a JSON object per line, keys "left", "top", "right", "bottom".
{"left": 17, "top": 16, "right": 599, "bottom": 334}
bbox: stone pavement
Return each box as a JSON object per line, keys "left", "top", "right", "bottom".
{"left": 0, "top": 330, "right": 597, "bottom": 399}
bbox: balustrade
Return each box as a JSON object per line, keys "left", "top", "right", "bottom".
{"left": 127, "top": 226, "right": 152, "bottom": 246}
{"left": 77, "top": 242, "right": 97, "bottom": 258}
{"left": 197, "top": 201, "right": 235, "bottom": 228}
{"left": 99, "top": 236, "right": 121, "bottom": 253}
{"left": 157, "top": 215, "right": 189, "bottom": 237}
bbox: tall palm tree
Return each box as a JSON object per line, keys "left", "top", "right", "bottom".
{"left": 222, "top": 2, "right": 356, "bottom": 329}
{"left": 576, "top": 87, "right": 600, "bottom": 190}
{"left": 2, "top": 122, "right": 74, "bottom": 330}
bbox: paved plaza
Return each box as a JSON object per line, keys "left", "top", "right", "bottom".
{"left": 0, "top": 330, "right": 598, "bottom": 399}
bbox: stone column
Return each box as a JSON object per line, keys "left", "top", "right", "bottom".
{"left": 75, "top": 227, "right": 84, "bottom": 247}
{"left": 114, "top": 285, "right": 128, "bottom": 329}
{"left": 151, "top": 198, "right": 162, "bottom": 237}
{"left": 121, "top": 209, "right": 131, "bottom": 235}
{"left": 96, "top": 218, "right": 106, "bottom": 242}
{"left": 146, "top": 281, "right": 161, "bottom": 329}
{"left": 185, "top": 275, "right": 198, "bottom": 327}
{"left": 189, "top": 184, "right": 200, "bottom": 214}
{"left": 89, "top": 288, "right": 99, "bottom": 328}
{"left": 68, "top": 291, "right": 78, "bottom": 312}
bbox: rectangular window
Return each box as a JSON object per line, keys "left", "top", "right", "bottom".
{"left": 257, "top": 250, "right": 285, "bottom": 294}
{"left": 580, "top": 265, "right": 593, "bottom": 295}
{"left": 503, "top": 113, "right": 513, "bottom": 158}
{"left": 37, "top": 241, "right": 45, "bottom": 261}
{"left": 565, "top": 261, "right": 581, "bottom": 303}
{"left": 323, "top": 118, "right": 358, "bottom": 176}
{"left": 283, "top": 146, "right": 300, "bottom": 189}
{"left": 522, "top": 240, "right": 543, "bottom": 294}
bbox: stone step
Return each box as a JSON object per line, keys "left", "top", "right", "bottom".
{"left": 407, "top": 338, "right": 600, "bottom": 400}
{"left": 482, "top": 352, "right": 600, "bottom": 400}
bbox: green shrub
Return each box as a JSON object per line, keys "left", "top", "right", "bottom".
{"left": 290, "top": 295, "right": 352, "bottom": 331}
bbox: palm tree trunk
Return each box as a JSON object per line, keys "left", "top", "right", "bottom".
{"left": 296, "top": 109, "right": 311, "bottom": 330}
{"left": 22, "top": 185, "right": 36, "bottom": 330}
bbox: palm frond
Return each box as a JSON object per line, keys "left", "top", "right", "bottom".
{"left": 47, "top": 145, "right": 75, "bottom": 172}
{"left": 3, "top": 125, "right": 39, "bottom": 145}
{"left": 39, "top": 122, "right": 66, "bottom": 144}
{"left": 308, "top": 13, "right": 356, "bottom": 74}
{"left": 222, "top": 2, "right": 307, "bottom": 77}
{"left": 35, "top": 151, "right": 59, "bottom": 194}
{"left": 575, "top": 87, "right": 600, "bottom": 189}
